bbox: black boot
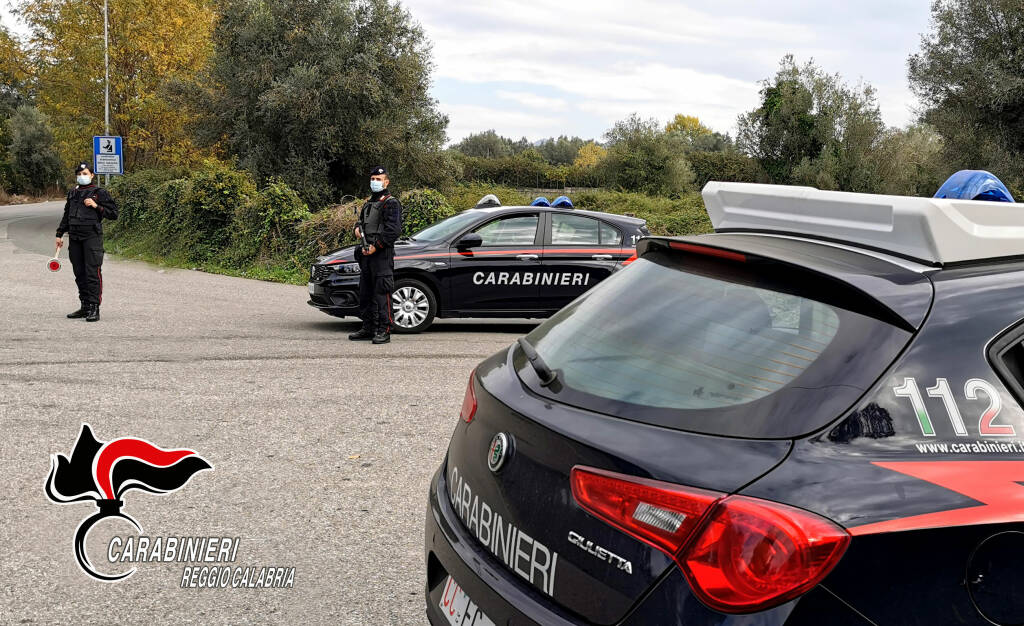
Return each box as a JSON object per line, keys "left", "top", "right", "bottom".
{"left": 348, "top": 327, "right": 374, "bottom": 341}
{"left": 67, "top": 304, "right": 88, "bottom": 319}
{"left": 372, "top": 329, "right": 390, "bottom": 344}
{"left": 85, "top": 304, "right": 100, "bottom": 322}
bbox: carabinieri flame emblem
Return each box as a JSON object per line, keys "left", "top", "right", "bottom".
{"left": 45, "top": 424, "right": 212, "bottom": 581}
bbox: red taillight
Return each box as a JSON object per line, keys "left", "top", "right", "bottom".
{"left": 459, "top": 371, "right": 477, "bottom": 423}
{"left": 571, "top": 467, "right": 719, "bottom": 559}
{"left": 570, "top": 466, "right": 850, "bottom": 614}
{"left": 681, "top": 496, "right": 850, "bottom": 613}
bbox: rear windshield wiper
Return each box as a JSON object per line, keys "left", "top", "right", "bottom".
{"left": 517, "top": 337, "right": 558, "bottom": 386}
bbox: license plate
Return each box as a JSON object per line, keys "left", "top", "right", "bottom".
{"left": 307, "top": 283, "right": 315, "bottom": 295}
{"left": 438, "top": 575, "right": 494, "bottom": 626}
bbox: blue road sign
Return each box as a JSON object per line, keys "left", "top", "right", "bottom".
{"left": 93, "top": 136, "right": 123, "bottom": 175}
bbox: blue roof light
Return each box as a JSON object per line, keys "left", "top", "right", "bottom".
{"left": 934, "top": 170, "right": 1015, "bottom": 203}
{"left": 530, "top": 197, "right": 551, "bottom": 207}
{"left": 551, "top": 195, "right": 574, "bottom": 208}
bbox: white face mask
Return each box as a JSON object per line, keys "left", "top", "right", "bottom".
{"left": 76, "top": 174, "right": 92, "bottom": 186}
{"left": 370, "top": 180, "right": 384, "bottom": 193}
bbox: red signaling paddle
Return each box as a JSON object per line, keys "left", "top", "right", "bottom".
{"left": 48, "top": 244, "right": 61, "bottom": 272}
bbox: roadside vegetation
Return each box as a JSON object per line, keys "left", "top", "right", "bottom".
{"left": 2, "top": 0, "right": 1022, "bottom": 283}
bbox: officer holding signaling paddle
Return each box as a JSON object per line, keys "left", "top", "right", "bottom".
{"left": 349, "top": 166, "right": 402, "bottom": 344}
{"left": 55, "top": 163, "right": 118, "bottom": 322}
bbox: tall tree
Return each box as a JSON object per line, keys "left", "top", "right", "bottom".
{"left": 602, "top": 114, "right": 694, "bottom": 196}
{"left": 452, "top": 130, "right": 514, "bottom": 158}
{"left": 197, "top": 0, "right": 448, "bottom": 204}
{"left": 665, "top": 114, "right": 711, "bottom": 139}
{"left": 573, "top": 141, "right": 607, "bottom": 169}
{"left": 873, "top": 124, "right": 947, "bottom": 197}
{"left": 0, "top": 24, "right": 29, "bottom": 118}
{"left": 14, "top": 0, "right": 216, "bottom": 171}
{"left": 452, "top": 130, "right": 534, "bottom": 158}
{"left": 6, "top": 105, "right": 62, "bottom": 192}
{"left": 908, "top": 0, "right": 1024, "bottom": 185}
{"left": 0, "top": 22, "right": 31, "bottom": 189}
{"left": 536, "top": 135, "right": 587, "bottom": 165}
{"left": 737, "top": 55, "right": 885, "bottom": 191}
{"left": 666, "top": 114, "right": 734, "bottom": 152}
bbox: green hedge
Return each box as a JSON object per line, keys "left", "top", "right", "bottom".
{"left": 107, "top": 163, "right": 312, "bottom": 282}
{"left": 400, "top": 188, "right": 456, "bottom": 237}
{"left": 687, "top": 151, "right": 765, "bottom": 189}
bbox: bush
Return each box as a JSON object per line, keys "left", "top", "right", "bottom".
{"left": 452, "top": 151, "right": 603, "bottom": 190}
{"left": 176, "top": 162, "right": 258, "bottom": 262}
{"left": 231, "top": 179, "right": 312, "bottom": 261}
{"left": 0, "top": 160, "right": 13, "bottom": 194}
{"left": 687, "top": 151, "right": 765, "bottom": 189}
{"left": 295, "top": 201, "right": 360, "bottom": 267}
{"left": 399, "top": 188, "right": 455, "bottom": 237}
{"left": 150, "top": 178, "right": 193, "bottom": 245}
{"left": 569, "top": 189, "right": 712, "bottom": 236}
{"left": 107, "top": 168, "right": 185, "bottom": 232}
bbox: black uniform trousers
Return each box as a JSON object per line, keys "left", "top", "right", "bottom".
{"left": 68, "top": 230, "right": 104, "bottom": 305}
{"left": 355, "top": 246, "right": 394, "bottom": 332}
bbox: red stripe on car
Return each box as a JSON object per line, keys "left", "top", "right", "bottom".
{"left": 848, "top": 461, "right": 1024, "bottom": 535}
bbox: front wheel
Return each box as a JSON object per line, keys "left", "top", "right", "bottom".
{"left": 391, "top": 278, "right": 436, "bottom": 333}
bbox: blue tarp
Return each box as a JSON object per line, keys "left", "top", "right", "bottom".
{"left": 934, "top": 170, "right": 1015, "bottom": 203}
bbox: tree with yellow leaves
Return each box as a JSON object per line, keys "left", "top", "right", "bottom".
{"left": 665, "top": 114, "right": 713, "bottom": 139}
{"left": 12, "top": 0, "right": 216, "bottom": 171}
{"left": 573, "top": 141, "right": 607, "bottom": 169}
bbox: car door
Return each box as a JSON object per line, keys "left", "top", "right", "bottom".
{"left": 445, "top": 212, "right": 543, "bottom": 313}
{"left": 538, "top": 212, "right": 624, "bottom": 310}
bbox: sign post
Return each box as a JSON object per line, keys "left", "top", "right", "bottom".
{"left": 104, "top": 0, "right": 110, "bottom": 184}
{"left": 93, "top": 136, "right": 123, "bottom": 178}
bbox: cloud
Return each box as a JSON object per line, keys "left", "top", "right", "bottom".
{"left": 405, "top": 0, "right": 932, "bottom": 142}
{"left": 496, "top": 91, "right": 569, "bottom": 112}
{"left": 440, "top": 103, "right": 568, "bottom": 143}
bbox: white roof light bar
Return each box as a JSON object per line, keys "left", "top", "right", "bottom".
{"left": 702, "top": 182, "right": 1024, "bottom": 265}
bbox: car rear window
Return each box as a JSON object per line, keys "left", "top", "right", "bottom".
{"left": 518, "top": 250, "right": 912, "bottom": 438}
{"left": 552, "top": 214, "right": 601, "bottom": 245}
{"left": 600, "top": 222, "right": 623, "bottom": 245}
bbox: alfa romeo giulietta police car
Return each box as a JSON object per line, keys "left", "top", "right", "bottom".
{"left": 307, "top": 197, "right": 648, "bottom": 332}
{"left": 425, "top": 179, "right": 1024, "bottom": 625}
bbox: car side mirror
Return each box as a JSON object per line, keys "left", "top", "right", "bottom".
{"left": 455, "top": 233, "right": 483, "bottom": 249}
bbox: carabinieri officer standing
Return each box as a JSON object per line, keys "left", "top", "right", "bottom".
{"left": 55, "top": 163, "right": 118, "bottom": 322}
{"left": 350, "top": 166, "right": 402, "bottom": 344}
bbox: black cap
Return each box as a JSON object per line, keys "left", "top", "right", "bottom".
{"left": 75, "top": 162, "right": 90, "bottom": 173}
{"left": 369, "top": 165, "right": 388, "bottom": 176}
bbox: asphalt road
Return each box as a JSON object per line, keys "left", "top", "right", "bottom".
{"left": 0, "top": 201, "right": 537, "bottom": 624}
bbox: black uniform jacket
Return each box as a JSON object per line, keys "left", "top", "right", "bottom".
{"left": 57, "top": 185, "right": 119, "bottom": 238}
{"left": 355, "top": 190, "right": 402, "bottom": 249}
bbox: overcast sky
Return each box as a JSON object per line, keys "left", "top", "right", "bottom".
{"left": 1, "top": 1, "right": 934, "bottom": 144}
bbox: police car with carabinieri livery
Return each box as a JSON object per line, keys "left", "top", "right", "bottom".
{"left": 307, "top": 195, "right": 648, "bottom": 332}
{"left": 425, "top": 172, "right": 1024, "bottom": 625}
